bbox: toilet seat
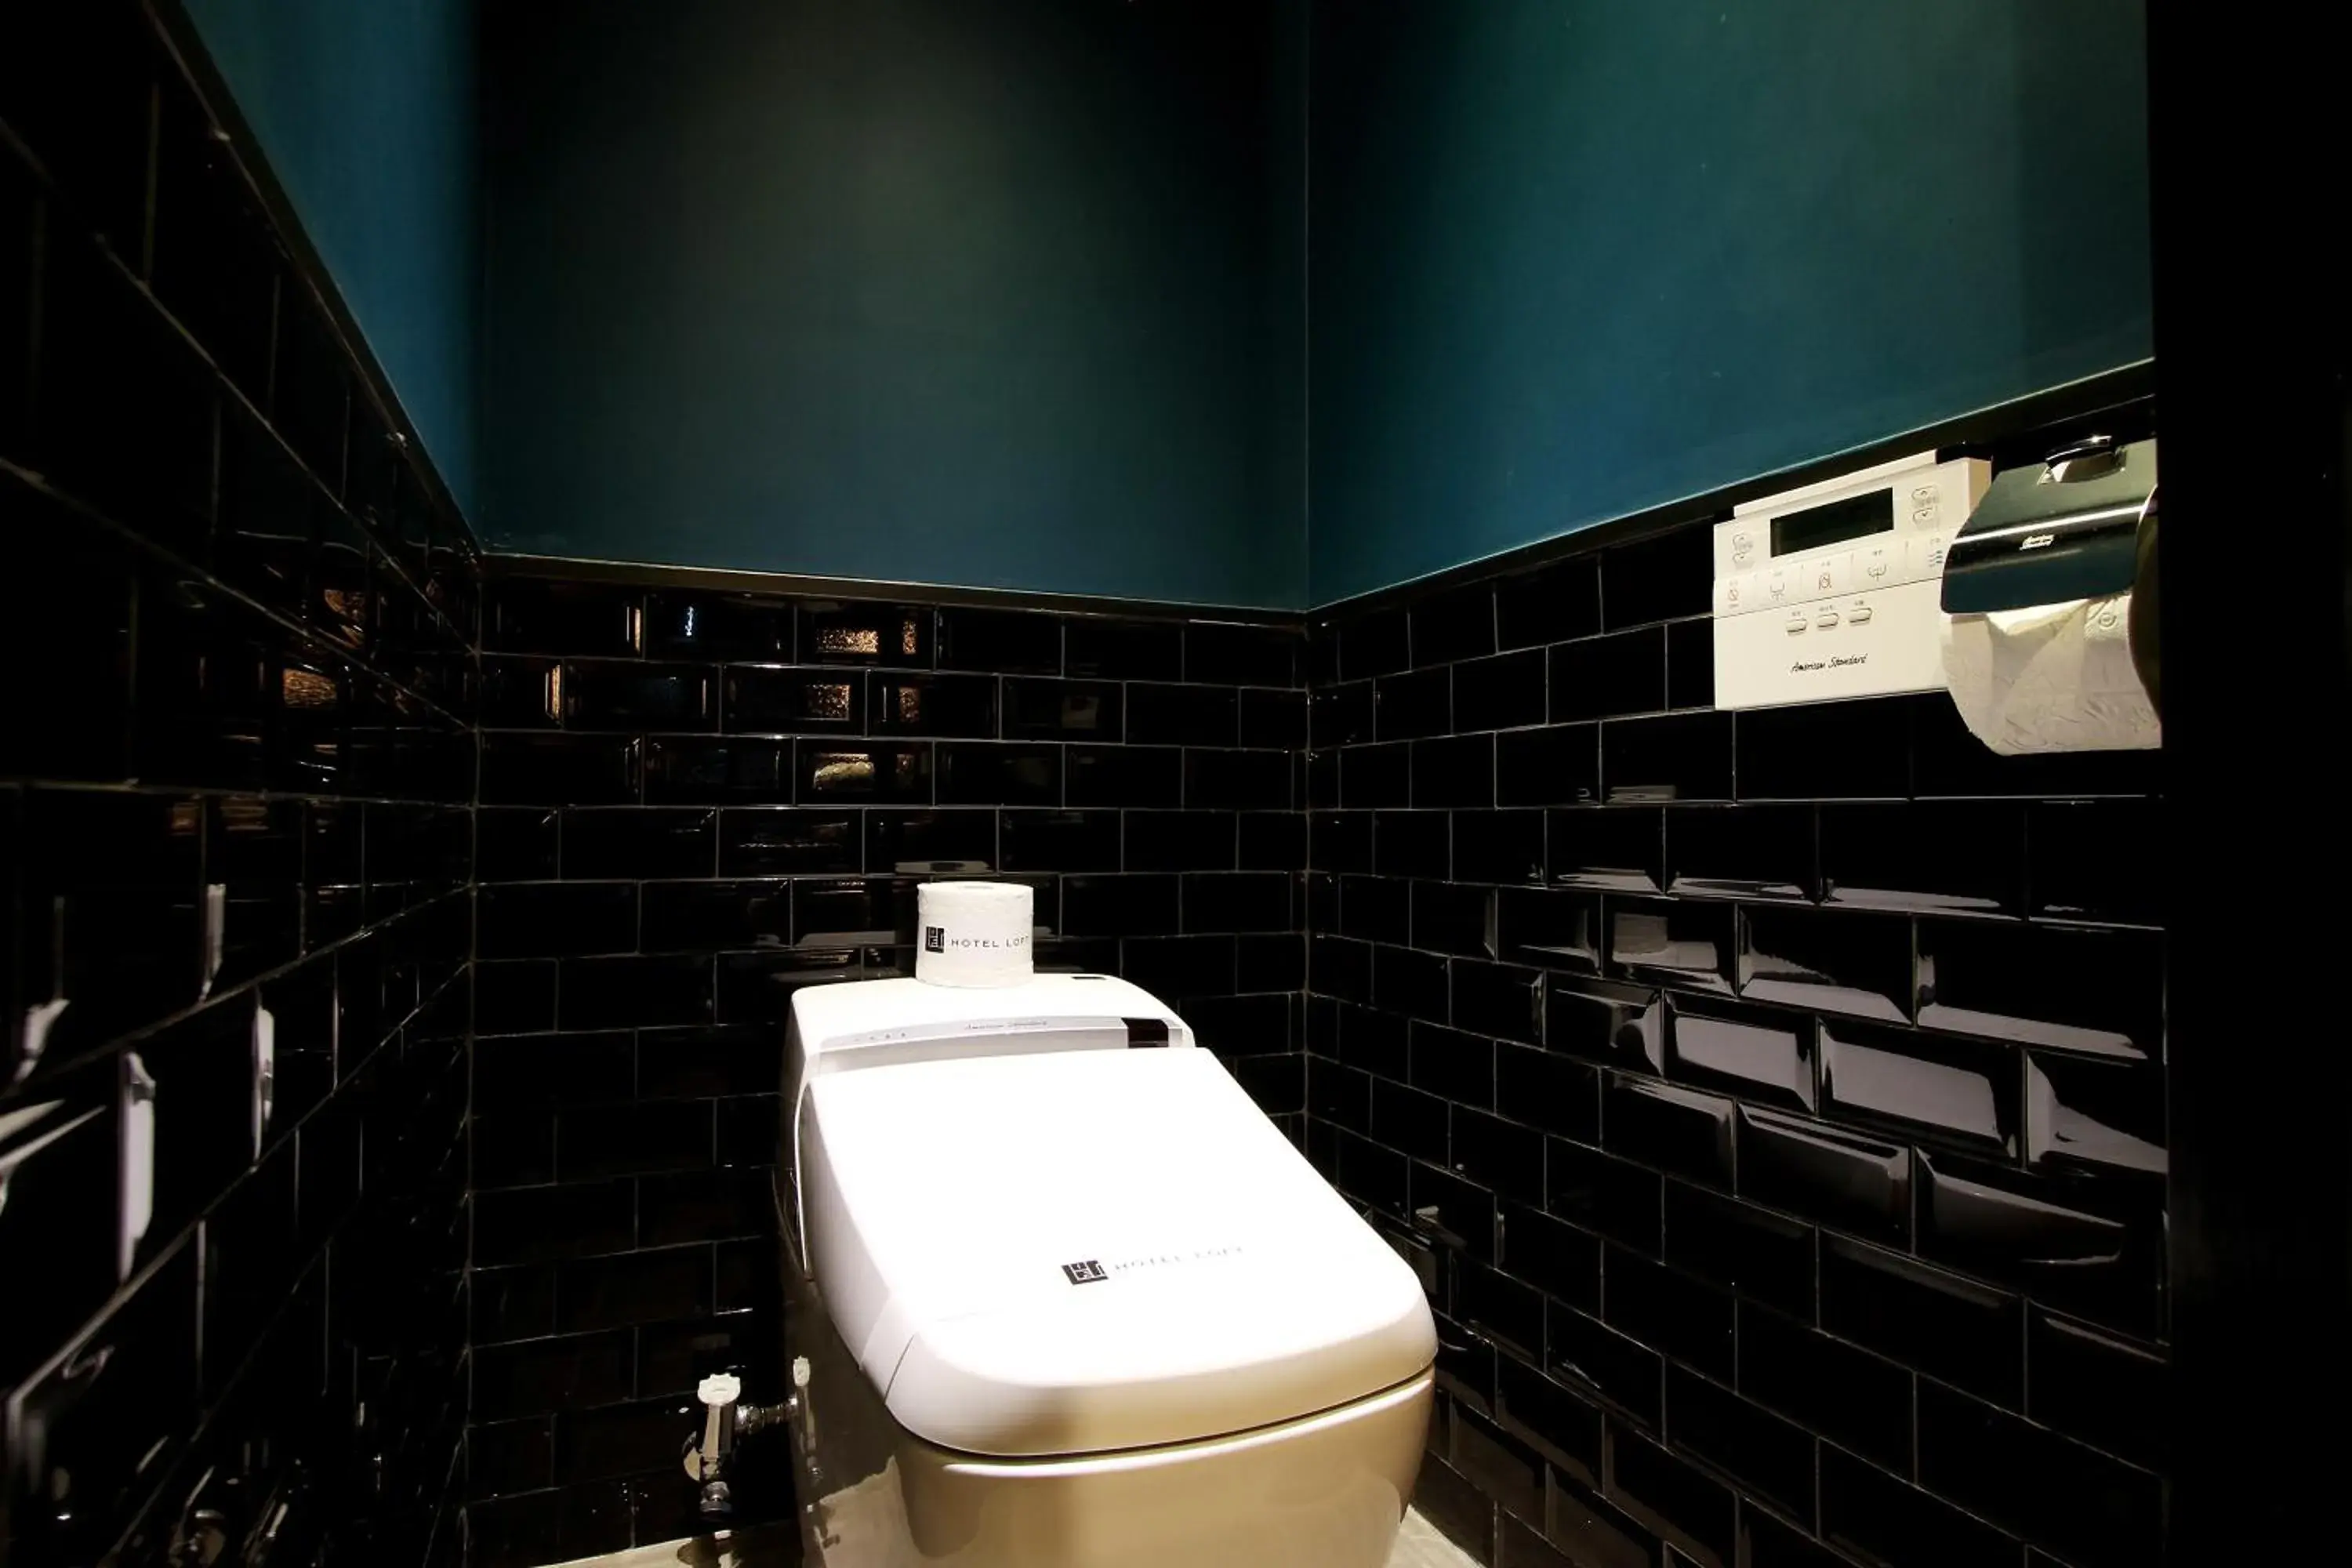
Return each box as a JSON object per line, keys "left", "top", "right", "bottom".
{"left": 799, "top": 1046, "right": 1436, "bottom": 1459}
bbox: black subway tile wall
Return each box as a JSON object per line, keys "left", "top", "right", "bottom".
{"left": 2, "top": 8, "right": 474, "bottom": 1566}
{"left": 1305, "top": 514, "right": 2167, "bottom": 1568}
{"left": 468, "top": 580, "right": 1306, "bottom": 1555}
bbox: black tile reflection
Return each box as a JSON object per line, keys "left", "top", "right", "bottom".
{"left": 1410, "top": 584, "right": 1497, "bottom": 667}
{"left": 1124, "top": 811, "right": 1236, "bottom": 872}
{"left": 799, "top": 600, "right": 931, "bottom": 666}
{"left": 724, "top": 666, "right": 859, "bottom": 733}
{"left": 2029, "top": 798, "right": 2162, "bottom": 925}
{"left": 1820, "top": 801, "right": 2023, "bottom": 915}
{"left": 866, "top": 809, "right": 995, "bottom": 874}
{"left": 719, "top": 808, "right": 860, "bottom": 875}
{"left": 1602, "top": 711, "right": 1733, "bottom": 804}
{"left": 1003, "top": 677, "right": 1121, "bottom": 739}
{"left": 2027, "top": 1308, "right": 2166, "bottom": 1472}
{"left": 1495, "top": 887, "right": 1600, "bottom": 973}
{"left": 1550, "top": 808, "right": 1664, "bottom": 892}
{"left": 1604, "top": 1076, "right": 1734, "bottom": 1190}
{"left": 999, "top": 810, "right": 1120, "bottom": 872}
{"left": 867, "top": 671, "right": 997, "bottom": 738}
{"left": 1186, "top": 623, "right": 1298, "bottom": 686}
{"left": 1916, "top": 920, "right": 2161, "bottom": 1059}
{"left": 1065, "top": 618, "right": 1182, "bottom": 680}
{"left": 1497, "top": 724, "right": 1600, "bottom": 807}
{"left": 1338, "top": 612, "right": 1411, "bottom": 681}
{"left": 1821, "top": 1233, "right": 2022, "bottom": 1406}
{"left": 1454, "top": 810, "right": 1545, "bottom": 885}
{"left": 1664, "top": 1185, "right": 1813, "bottom": 1319}
{"left": 1606, "top": 1423, "right": 1735, "bottom": 1566}
{"left": 1375, "top": 810, "right": 1450, "bottom": 879}
{"left": 937, "top": 607, "right": 1061, "bottom": 673}
{"left": 1915, "top": 1381, "right": 2161, "bottom": 1568}
{"left": 1916, "top": 1151, "right": 2160, "bottom": 1336}
{"left": 1342, "top": 742, "right": 1411, "bottom": 808}
{"left": 1820, "top": 1019, "right": 2016, "bottom": 1156}
{"left": 1666, "top": 997, "right": 1815, "bottom": 1112}
{"left": 562, "top": 661, "right": 715, "bottom": 731}
{"left": 1663, "top": 619, "right": 1714, "bottom": 712}
{"left": 1820, "top": 1445, "right": 2020, "bottom": 1568}
{"left": 644, "top": 593, "right": 791, "bottom": 661}
{"left": 564, "top": 808, "right": 717, "bottom": 880}
{"left": 2024, "top": 1051, "right": 2165, "bottom": 1178}
{"left": 1663, "top": 1366, "right": 1811, "bottom": 1519}
{"left": 1737, "top": 1105, "right": 1909, "bottom": 1243}
{"left": 800, "top": 741, "right": 935, "bottom": 804}
{"left": 1607, "top": 898, "right": 1732, "bottom": 993}
{"left": 1737, "top": 906, "right": 1911, "bottom": 1022}
{"left": 1456, "top": 651, "right": 1552, "bottom": 735}
{"left": 1734, "top": 698, "right": 1911, "bottom": 800}
{"left": 1312, "top": 682, "right": 1376, "bottom": 749}
{"left": 1664, "top": 804, "right": 1813, "bottom": 900}
{"left": 1068, "top": 745, "right": 1181, "bottom": 808}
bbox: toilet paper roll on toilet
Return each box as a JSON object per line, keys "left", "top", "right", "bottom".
{"left": 1940, "top": 593, "right": 2161, "bottom": 757}
{"left": 914, "top": 880, "right": 1035, "bottom": 988}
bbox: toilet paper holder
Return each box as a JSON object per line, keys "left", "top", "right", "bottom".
{"left": 1940, "top": 435, "right": 2155, "bottom": 615}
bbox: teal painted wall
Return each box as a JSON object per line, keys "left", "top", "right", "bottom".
{"left": 1305, "top": 0, "right": 2153, "bottom": 605}
{"left": 479, "top": 0, "right": 1308, "bottom": 609}
{"left": 182, "top": 0, "right": 480, "bottom": 514}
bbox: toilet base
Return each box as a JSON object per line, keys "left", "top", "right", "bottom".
{"left": 782, "top": 1243, "right": 1432, "bottom": 1568}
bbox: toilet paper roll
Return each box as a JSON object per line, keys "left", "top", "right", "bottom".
{"left": 1940, "top": 593, "right": 2161, "bottom": 757}
{"left": 914, "top": 880, "right": 1035, "bottom": 989}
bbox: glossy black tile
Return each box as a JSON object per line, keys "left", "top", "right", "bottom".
{"left": 717, "top": 666, "right": 859, "bottom": 733}
{"left": 1455, "top": 960, "right": 1544, "bottom": 1044}
{"left": 1915, "top": 1381, "right": 2161, "bottom": 1568}
{"left": 561, "top": 808, "right": 717, "bottom": 880}
{"left": 1602, "top": 527, "right": 1714, "bottom": 631}
{"left": 1411, "top": 1020, "right": 1497, "bottom": 1107}
{"left": 1185, "top": 622, "right": 1298, "bottom": 686}
{"left": 1501, "top": 1200, "right": 1602, "bottom": 1310}
{"left": 1496, "top": 887, "right": 1602, "bottom": 974}
{"left": 2027, "top": 1308, "right": 2166, "bottom": 1472}
{"left": 1548, "top": 978, "right": 1667, "bottom": 1071}
{"left": 2023, "top": 1051, "right": 2165, "bottom": 1179}
{"left": 1339, "top": 611, "right": 1412, "bottom": 681}
{"left": 1187, "top": 748, "right": 1290, "bottom": 810}
{"left": 1548, "top": 1301, "right": 1664, "bottom": 1428}
{"left": 1917, "top": 1150, "right": 2161, "bottom": 1335}
{"left": 713, "top": 807, "right": 859, "bottom": 875}
{"left": 1664, "top": 996, "right": 1815, "bottom": 1112}
{"left": 1662, "top": 619, "right": 1714, "bottom": 712}
{"left": 1408, "top": 880, "right": 1488, "bottom": 955}
{"left": 1550, "top": 808, "right": 1664, "bottom": 892}
{"left": 1819, "top": 1019, "right": 2016, "bottom": 1156}
{"left": 1379, "top": 946, "right": 1454, "bottom": 1024}
{"left": 1818, "top": 800, "right": 2024, "bottom": 916}
{"left": 1127, "top": 683, "right": 1239, "bottom": 746}
{"left": 1120, "top": 810, "right": 1234, "bottom": 873}
{"left": 1061, "top": 874, "right": 1179, "bottom": 938}
{"left": 1495, "top": 558, "right": 1602, "bottom": 651}
{"left": 1064, "top": 617, "right": 1183, "bottom": 680}
{"left": 1342, "top": 742, "right": 1413, "bottom": 808}
{"left": 1552, "top": 630, "right": 1665, "bottom": 724}
{"left": 1411, "top": 584, "right": 1498, "bottom": 667}
{"left": 1820, "top": 1445, "right": 2020, "bottom": 1568}
{"left": 559, "top": 954, "right": 714, "bottom": 1030}
{"left": 1065, "top": 744, "right": 1179, "bottom": 808}
{"left": 1737, "top": 906, "right": 1912, "bottom": 1022}
{"left": 999, "top": 677, "right": 1118, "bottom": 740}
{"left": 2027, "top": 798, "right": 2163, "bottom": 926}
{"left": 1603, "top": 712, "right": 1733, "bottom": 804}
{"left": 1372, "top": 809, "right": 1448, "bottom": 879}
{"left": 480, "top": 883, "right": 637, "bottom": 960}
{"left": 1239, "top": 688, "right": 1307, "bottom": 750}
{"left": 798, "top": 600, "right": 931, "bottom": 666}
{"left": 1662, "top": 1366, "right": 1812, "bottom": 1522}
{"left": 1312, "top": 681, "right": 1377, "bottom": 749}
{"left": 1605, "top": 1076, "right": 1734, "bottom": 1191}
{"left": 1548, "top": 1141, "right": 1663, "bottom": 1255}
{"left": 798, "top": 740, "right": 935, "bottom": 804}
{"left": 1606, "top": 1423, "right": 1735, "bottom": 1568}
{"left": 1415, "top": 735, "right": 1495, "bottom": 809}
{"left": 1663, "top": 804, "right": 1813, "bottom": 901}
{"left": 935, "top": 606, "right": 1060, "bottom": 673}
{"left": 1000, "top": 809, "right": 1120, "bottom": 872}
{"left": 1910, "top": 695, "right": 2158, "bottom": 800}
{"left": 1182, "top": 872, "right": 1292, "bottom": 935}
{"left": 1497, "top": 724, "right": 1601, "bottom": 807}
{"left": 1456, "top": 809, "right": 1548, "bottom": 885}
{"left": 641, "top": 736, "right": 785, "bottom": 803}
{"left": 1740, "top": 1511, "right": 1852, "bottom": 1568}
{"left": 1736, "top": 1105, "right": 1909, "bottom": 1243}
{"left": 640, "top": 880, "right": 790, "bottom": 953}
{"left": 562, "top": 660, "right": 715, "bottom": 731}
{"left": 1607, "top": 899, "right": 1733, "bottom": 994}
{"left": 1662, "top": 1185, "right": 1813, "bottom": 1320}
{"left": 1737, "top": 1301, "right": 1912, "bottom": 1473}
{"left": 1734, "top": 699, "right": 1911, "bottom": 800}
{"left": 487, "top": 579, "right": 642, "bottom": 657}
{"left": 1377, "top": 665, "right": 1454, "bottom": 741}
{"left": 1821, "top": 1233, "right": 2023, "bottom": 1407}
{"left": 1455, "top": 1106, "right": 1548, "bottom": 1205}
{"left": 1916, "top": 920, "right": 2161, "bottom": 1060}
{"left": 644, "top": 592, "right": 792, "bottom": 661}
{"left": 481, "top": 656, "right": 564, "bottom": 728}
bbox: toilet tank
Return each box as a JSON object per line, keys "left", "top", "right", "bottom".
{"left": 780, "top": 974, "right": 1193, "bottom": 1267}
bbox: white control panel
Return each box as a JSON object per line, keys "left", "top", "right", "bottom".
{"left": 1712, "top": 451, "right": 1989, "bottom": 710}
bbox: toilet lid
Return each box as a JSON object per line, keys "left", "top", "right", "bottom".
{"left": 800, "top": 1046, "right": 1437, "bottom": 1457}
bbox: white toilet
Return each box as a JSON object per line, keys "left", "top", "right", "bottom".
{"left": 776, "top": 972, "right": 1437, "bottom": 1568}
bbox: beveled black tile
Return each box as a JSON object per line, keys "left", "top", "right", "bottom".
{"left": 1003, "top": 677, "right": 1121, "bottom": 739}
{"left": 559, "top": 659, "right": 717, "bottom": 731}
{"left": 1606, "top": 1248, "right": 1734, "bottom": 1385}
{"left": 1062, "top": 874, "right": 1181, "bottom": 938}
{"left": 1237, "top": 811, "right": 1305, "bottom": 871}
{"left": 1240, "top": 688, "right": 1308, "bottom": 750}
{"left": 562, "top": 808, "right": 717, "bottom": 880}
{"left": 717, "top": 806, "right": 860, "bottom": 875}
{"left": 1312, "top": 681, "right": 1377, "bottom": 749}
{"left": 1128, "top": 683, "right": 1239, "bottom": 748}
{"left": 797, "top": 600, "right": 931, "bottom": 666}
{"left": 1377, "top": 665, "right": 1454, "bottom": 741}
{"left": 1124, "top": 810, "right": 1236, "bottom": 872}
{"left": 1607, "top": 898, "right": 1733, "bottom": 993}
{"left": 1342, "top": 742, "right": 1413, "bottom": 808}
{"left": 1605, "top": 1422, "right": 1735, "bottom": 1568}
{"left": 1911, "top": 695, "right": 2158, "bottom": 800}
{"left": 1916, "top": 1151, "right": 2161, "bottom": 1336}
{"left": 560, "top": 953, "right": 714, "bottom": 1029}
{"left": 1182, "top": 871, "right": 1291, "bottom": 934}
{"left": 483, "top": 733, "right": 642, "bottom": 805}
{"left": 1737, "top": 1301, "right": 1911, "bottom": 1472}
{"left": 1821, "top": 1232, "right": 2023, "bottom": 1407}
{"left": 1122, "top": 933, "right": 1237, "bottom": 1000}
{"left": 866, "top": 671, "right": 998, "bottom": 739}
{"left": 1340, "top": 612, "right": 1412, "bottom": 681}
{"left": 1411, "top": 1018, "right": 1497, "bottom": 1105}
{"left": 1415, "top": 735, "right": 1495, "bottom": 808}
{"left": 1550, "top": 808, "right": 1664, "bottom": 892}
{"left": 1547, "top": 978, "right": 1667, "bottom": 1072}
{"left": 1186, "top": 622, "right": 1298, "bottom": 685}
{"left": 1602, "top": 528, "right": 1713, "bottom": 631}
{"left": 486, "top": 579, "right": 643, "bottom": 657}
{"left": 1407, "top": 880, "right": 1487, "bottom": 956}
{"left": 1310, "top": 1058, "right": 1374, "bottom": 1134}
{"left": 1497, "top": 558, "right": 1602, "bottom": 651}
{"left": 481, "top": 882, "right": 637, "bottom": 960}
{"left": 641, "top": 880, "right": 790, "bottom": 953}
{"left": 1497, "top": 724, "right": 1602, "bottom": 807}
{"left": 475, "top": 960, "right": 558, "bottom": 1036}
{"left": 1820, "top": 1018, "right": 2016, "bottom": 1157}
{"left": 1237, "top": 931, "right": 1305, "bottom": 993}
{"left": 1186, "top": 749, "right": 1290, "bottom": 810}
{"left": 1457, "top": 1255, "right": 1546, "bottom": 1359}
{"left": 1455, "top": 1106, "right": 1548, "bottom": 1205}
{"left": 1501, "top": 1200, "right": 1602, "bottom": 1310}
{"left": 644, "top": 592, "right": 792, "bottom": 661}
{"left": 864, "top": 808, "right": 993, "bottom": 874}
{"left": 641, "top": 736, "right": 786, "bottom": 803}
{"left": 482, "top": 656, "right": 564, "bottom": 728}
{"left": 2023, "top": 1051, "right": 2165, "bottom": 1179}
{"left": 1064, "top": 618, "right": 1182, "bottom": 681}
{"left": 1737, "top": 906, "right": 1912, "bottom": 1022}
{"left": 1455, "top": 960, "right": 1544, "bottom": 1045}
{"left": 1497, "top": 1359, "right": 1604, "bottom": 1495}
{"left": 1665, "top": 996, "right": 1816, "bottom": 1112}
{"left": 1548, "top": 1301, "right": 1664, "bottom": 1428}
{"left": 1663, "top": 1366, "right": 1812, "bottom": 1522}
{"left": 1737, "top": 1105, "right": 1910, "bottom": 1244}
{"left": 720, "top": 666, "right": 859, "bottom": 733}
{"left": 1663, "top": 1184, "right": 1813, "bottom": 1320}
{"left": 1820, "top": 1445, "right": 2020, "bottom": 1568}
{"left": 1548, "top": 1141, "right": 1662, "bottom": 1255}
{"left": 1740, "top": 1511, "right": 1850, "bottom": 1568}
{"left": 792, "top": 877, "right": 917, "bottom": 947}
{"left": 800, "top": 740, "right": 935, "bottom": 804}
{"left": 2028, "top": 798, "right": 2163, "bottom": 926}
{"left": 1496, "top": 886, "right": 1602, "bottom": 974}
{"left": 1663, "top": 804, "right": 1813, "bottom": 901}
{"left": 1457, "top": 809, "right": 1547, "bottom": 885}
{"left": 1552, "top": 630, "right": 1666, "bottom": 724}
{"left": 1736, "top": 699, "right": 1911, "bottom": 800}
{"left": 1820, "top": 801, "right": 2024, "bottom": 915}
{"left": 1915, "top": 1381, "right": 2161, "bottom": 1568}
{"left": 1375, "top": 809, "right": 1450, "bottom": 879}
{"left": 1412, "top": 583, "right": 1498, "bottom": 667}
{"left": 1915, "top": 920, "right": 2161, "bottom": 1060}
{"left": 1663, "top": 619, "right": 1714, "bottom": 713}
{"left": 2027, "top": 1308, "right": 2166, "bottom": 1472}
{"left": 1000, "top": 808, "right": 1120, "bottom": 872}
{"left": 1068, "top": 744, "right": 1181, "bottom": 807}
{"left": 1604, "top": 1077, "right": 1734, "bottom": 1191}
{"left": 1309, "top": 811, "right": 1374, "bottom": 873}
{"left": 1372, "top": 943, "right": 1449, "bottom": 1025}
{"left": 1603, "top": 711, "right": 1733, "bottom": 804}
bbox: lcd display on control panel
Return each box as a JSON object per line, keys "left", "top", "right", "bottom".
{"left": 1771, "top": 489, "right": 1891, "bottom": 557}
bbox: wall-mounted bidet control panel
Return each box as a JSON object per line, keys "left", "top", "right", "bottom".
{"left": 1712, "top": 451, "right": 1991, "bottom": 710}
